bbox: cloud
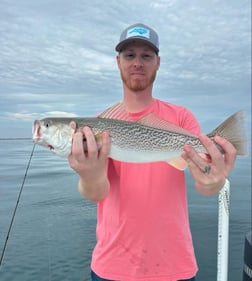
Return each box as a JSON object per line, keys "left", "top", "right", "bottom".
{"left": 4, "top": 111, "right": 78, "bottom": 121}
{"left": 0, "top": 0, "right": 251, "bottom": 138}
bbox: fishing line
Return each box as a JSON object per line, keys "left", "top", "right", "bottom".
{"left": 0, "top": 142, "right": 36, "bottom": 267}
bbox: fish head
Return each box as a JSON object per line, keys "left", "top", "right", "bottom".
{"left": 32, "top": 118, "right": 74, "bottom": 157}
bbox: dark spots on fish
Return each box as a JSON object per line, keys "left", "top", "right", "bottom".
{"left": 48, "top": 144, "right": 54, "bottom": 150}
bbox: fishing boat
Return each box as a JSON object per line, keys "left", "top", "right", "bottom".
{"left": 243, "top": 231, "right": 252, "bottom": 281}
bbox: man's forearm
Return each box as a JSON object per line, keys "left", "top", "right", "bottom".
{"left": 78, "top": 176, "right": 110, "bottom": 203}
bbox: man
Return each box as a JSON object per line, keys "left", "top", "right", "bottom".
{"left": 68, "top": 23, "right": 237, "bottom": 281}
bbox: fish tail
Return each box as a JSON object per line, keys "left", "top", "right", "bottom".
{"left": 207, "top": 111, "right": 248, "bottom": 156}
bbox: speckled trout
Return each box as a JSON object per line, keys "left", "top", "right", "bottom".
{"left": 32, "top": 103, "right": 247, "bottom": 170}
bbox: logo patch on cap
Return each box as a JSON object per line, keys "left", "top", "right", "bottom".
{"left": 126, "top": 27, "right": 150, "bottom": 39}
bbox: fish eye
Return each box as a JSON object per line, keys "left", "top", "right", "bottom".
{"left": 44, "top": 119, "right": 52, "bottom": 128}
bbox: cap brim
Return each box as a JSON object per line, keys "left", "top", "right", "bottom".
{"left": 115, "top": 38, "right": 159, "bottom": 53}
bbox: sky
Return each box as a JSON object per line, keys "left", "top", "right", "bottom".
{"left": 0, "top": 0, "right": 251, "bottom": 140}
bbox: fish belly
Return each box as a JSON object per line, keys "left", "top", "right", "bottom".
{"left": 110, "top": 144, "right": 181, "bottom": 163}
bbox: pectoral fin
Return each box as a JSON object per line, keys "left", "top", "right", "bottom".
{"left": 167, "top": 157, "right": 188, "bottom": 171}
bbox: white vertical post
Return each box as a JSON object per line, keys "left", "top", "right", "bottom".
{"left": 217, "top": 179, "right": 230, "bottom": 281}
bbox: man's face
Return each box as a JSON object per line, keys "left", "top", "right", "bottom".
{"left": 116, "top": 41, "right": 160, "bottom": 92}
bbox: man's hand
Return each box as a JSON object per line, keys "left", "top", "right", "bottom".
{"left": 182, "top": 134, "right": 237, "bottom": 195}
{"left": 68, "top": 122, "right": 111, "bottom": 202}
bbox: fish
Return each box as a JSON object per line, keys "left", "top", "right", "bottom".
{"left": 32, "top": 103, "right": 248, "bottom": 170}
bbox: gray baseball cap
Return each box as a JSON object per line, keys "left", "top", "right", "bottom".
{"left": 115, "top": 23, "right": 159, "bottom": 54}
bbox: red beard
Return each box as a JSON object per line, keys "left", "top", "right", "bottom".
{"left": 120, "top": 71, "right": 157, "bottom": 92}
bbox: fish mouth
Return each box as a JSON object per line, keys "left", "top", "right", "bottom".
{"left": 32, "top": 120, "right": 41, "bottom": 143}
{"left": 32, "top": 120, "right": 55, "bottom": 151}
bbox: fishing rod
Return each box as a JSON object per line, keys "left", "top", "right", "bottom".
{"left": 0, "top": 142, "right": 36, "bottom": 267}
{"left": 217, "top": 179, "right": 230, "bottom": 281}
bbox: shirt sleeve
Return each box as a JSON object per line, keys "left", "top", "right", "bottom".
{"left": 179, "top": 107, "right": 201, "bottom": 136}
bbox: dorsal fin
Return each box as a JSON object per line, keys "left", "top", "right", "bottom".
{"left": 99, "top": 104, "right": 198, "bottom": 137}
{"left": 137, "top": 113, "right": 198, "bottom": 136}
{"left": 99, "top": 103, "right": 131, "bottom": 121}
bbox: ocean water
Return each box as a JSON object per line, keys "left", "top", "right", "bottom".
{"left": 0, "top": 139, "right": 251, "bottom": 281}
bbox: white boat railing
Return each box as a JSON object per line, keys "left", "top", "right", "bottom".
{"left": 217, "top": 179, "right": 230, "bottom": 281}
